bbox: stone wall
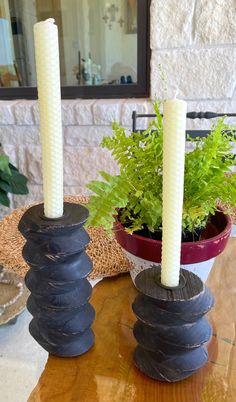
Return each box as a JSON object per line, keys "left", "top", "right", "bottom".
{"left": 0, "top": 0, "right": 236, "bottom": 216}
{"left": 150, "top": 0, "right": 236, "bottom": 119}
{"left": 0, "top": 99, "right": 150, "bottom": 215}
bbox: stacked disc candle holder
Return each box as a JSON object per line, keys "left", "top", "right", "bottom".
{"left": 132, "top": 265, "right": 214, "bottom": 382}
{"left": 18, "top": 202, "right": 95, "bottom": 357}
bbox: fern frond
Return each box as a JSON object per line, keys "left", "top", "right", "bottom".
{"left": 86, "top": 105, "right": 236, "bottom": 234}
{"left": 86, "top": 172, "right": 131, "bottom": 231}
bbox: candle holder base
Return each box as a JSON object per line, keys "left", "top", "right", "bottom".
{"left": 18, "top": 202, "right": 95, "bottom": 357}
{"left": 132, "top": 266, "right": 214, "bottom": 382}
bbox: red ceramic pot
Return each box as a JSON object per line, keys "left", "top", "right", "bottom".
{"left": 114, "top": 211, "right": 232, "bottom": 283}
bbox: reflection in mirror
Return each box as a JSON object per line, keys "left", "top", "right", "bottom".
{"left": 0, "top": 0, "right": 138, "bottom": 88}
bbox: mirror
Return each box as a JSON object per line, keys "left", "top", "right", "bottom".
{"left": 0, "top": 0, "right": 149, "bottom": 98}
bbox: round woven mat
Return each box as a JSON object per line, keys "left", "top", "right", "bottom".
{"left": 0, "top": 270, "right": 29, "bottom": 325}
{"left": 0, "top": 196, "right": 130, "bottom": 280}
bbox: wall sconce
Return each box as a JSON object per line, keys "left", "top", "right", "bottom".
{"left": 102, "top": 3, "right": 124, "bottom": 30}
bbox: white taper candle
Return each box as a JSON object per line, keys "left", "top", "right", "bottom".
{"left": 161, "top": 99, "right": 187, "bottom": 287}
{"left": 34, "top": 19, "right": 63, "bottom": 218}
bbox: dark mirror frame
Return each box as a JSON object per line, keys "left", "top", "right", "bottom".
{"left": 0, "top": 0, "right": 150, "bottom": 100}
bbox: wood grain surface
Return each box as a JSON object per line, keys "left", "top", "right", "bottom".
{"left": 19, "top": 203, "right": 95, "bottom": 357}
{"left": 28, "top": 238, "right": 236, "bottom": 402}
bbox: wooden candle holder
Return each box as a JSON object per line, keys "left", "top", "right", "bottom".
{"left": 132, "top": 266, "right": 214, "bottom": 382}
{"left": 18, "top": 202, "right": 95, "bottom": 357}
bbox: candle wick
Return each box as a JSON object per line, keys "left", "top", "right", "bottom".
{"left": 174, "top": 90, "right": 178, "bottom": 99}
{"left": 44, "top": 18, "right": 55, "bottom": 24}
{"left": 36, "top": 18, "right": 55, "bottom": 26}
{"left": 34, "top": 19, "right": 56, "bottom": 34}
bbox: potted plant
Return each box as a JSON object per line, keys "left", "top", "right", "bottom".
{"left": 86, "top": 102, "right": 235, "bottom": 282}
{"left": 0, "top": 150, "right": 28, "bottom": 208}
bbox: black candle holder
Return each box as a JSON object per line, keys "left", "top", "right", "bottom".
{"left": 18, "top": 202, "right": 95, "bottom": 357}
{"left": 132, "top": 265, "right": 214, "bottom": 382}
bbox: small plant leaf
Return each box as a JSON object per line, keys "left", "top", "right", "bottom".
{"left": 0, "top": 169, "right": 28, "bottom": 195}
{"left": 0, "top": 189, "right": 10, "bottom": 207}
{"left": 0, "top": 155, "right": 11, "bottom": 175}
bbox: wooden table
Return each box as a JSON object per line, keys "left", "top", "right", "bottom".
{"left": 28, "top": 239, "right": 236, "bottom": 402}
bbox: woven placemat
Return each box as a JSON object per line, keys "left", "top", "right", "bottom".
{"left": 0, "top": 270, "right": 29, "bottom": 325}
{"left": 0, "top": 196, "right": 130, "bottom": 280}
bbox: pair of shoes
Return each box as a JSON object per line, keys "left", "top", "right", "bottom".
{"left": 120, "top": 75, "right": 133, "bottom": 84}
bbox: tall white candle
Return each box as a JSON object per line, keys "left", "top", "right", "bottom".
{"left": 161, "top": 99, "right": 187, "bottom": 287}
{"left": 34, "top": 19, "right": 63, "bottom": 218}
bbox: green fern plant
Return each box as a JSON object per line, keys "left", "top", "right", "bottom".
{"left": 86, "top": 102, "right": 236, "bottom": 234}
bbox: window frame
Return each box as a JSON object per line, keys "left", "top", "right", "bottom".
{"left": 0, "top": 0, "right": 150, "bottom": 100}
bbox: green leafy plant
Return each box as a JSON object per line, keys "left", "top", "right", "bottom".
{"left": 0, "top": 151, "right": 28, "bottom": 207}
{"left": 86, "top": 102, "right": 236, "bottom": 235}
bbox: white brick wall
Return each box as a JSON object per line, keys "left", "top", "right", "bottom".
{"left": 150, "top": 0, "right": 236, "bottom": 103}
{"left": 0, "top": 99, "right": 150, "bottom": 216}
{"left": 0, "top": 0, "right": 236, "bottom": 216}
